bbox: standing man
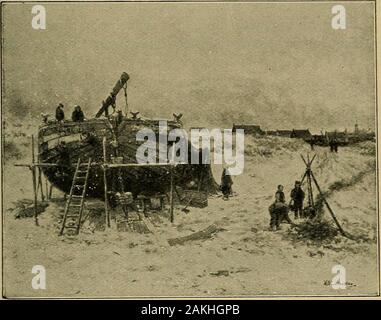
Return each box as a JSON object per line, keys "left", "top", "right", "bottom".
{"left": 334, "top": 139, "right": 339, "bottom": 153}
{"left": 275, "top": 185, "right": 292, "bottom": 225}
{"left": 290, "top": 181, "right": 305, "bottom": 219}
{"left": 55, "top": 103, "right": 65, "bottom": 122}
{"left": 71, "top": 105, "right": 85, "bottom": 122}
{"left": 275, "top": 184, "right": 285, "bottom": 203}
{"left": 220, "top": 167, "right": 233, "bottom": 200}
{"left": 309, "top": 137, "right": 315, "bottom": 150}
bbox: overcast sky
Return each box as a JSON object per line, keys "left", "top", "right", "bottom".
{"left": 2, "top": 2, "right": 376, "bottom": 132}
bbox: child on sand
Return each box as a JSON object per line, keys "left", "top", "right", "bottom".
{"left": 269, "top": 185, "right": 292, "bottom": 231}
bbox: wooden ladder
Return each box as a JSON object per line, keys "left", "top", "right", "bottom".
{"left": 59, "top": 158, "right": 91, "bottom": 235}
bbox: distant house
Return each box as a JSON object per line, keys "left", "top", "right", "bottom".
{"left": 290, "top": 129, "right": 312, "bottom": 140}
{"left": 347, "top": 131, "right": 375, "bottom": 143}
{"left": 325, "top": 131, "right": 348, "bottom": 143}
{"left": 312, "top": 134, "right": 326, "bottom": 145}
{"left": 232, "top": 124, "right": 265, "bottom": 135}
{"left": 266, "top": 130, "right": 278, "bottom": 136}
{"left": 276, "top": 130, "right": 292, "bottom": 138}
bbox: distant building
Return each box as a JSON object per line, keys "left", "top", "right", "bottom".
{"left": 276, "top": 130, "right": 292, "bottom": 138}
{"left": 232, "top": 124, "right": 265, "bottom": 135}
{"left": 325, "top": 131, "right": 348, "bottom": 143}
{"left": 312, "top": 134, "right": 326, "bottom": 144}
{"left": 266, "top": 130, "right": 278, "bottom": 136}
{"left": 290, "top": 129, "right": 312, "bottom": 140}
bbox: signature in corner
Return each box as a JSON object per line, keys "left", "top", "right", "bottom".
{"left": 323, "top": 280, "right": 356, "bottom": 288}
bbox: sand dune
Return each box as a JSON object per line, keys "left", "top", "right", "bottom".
{"left": 2, "top": 131, "right": 378, "bottom": 297}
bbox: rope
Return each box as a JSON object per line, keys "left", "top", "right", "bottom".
{"left": 123, "top": 84, "right": 128, "bottom": 116}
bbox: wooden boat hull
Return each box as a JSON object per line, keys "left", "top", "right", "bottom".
{"left": 38, "top": 118, "right": 218, "bottom": 200}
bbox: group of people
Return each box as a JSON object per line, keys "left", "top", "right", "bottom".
{"left": 329, "top": 139, "right": 339, "bottom": 153}
{"left": 269, "top": 181, "right": 305, "bottom": 231}
{"left": 309, "top": 138, "right": 339, "bottom": 153}
{"left": 219, "top": 169, "right": 308, "bottom": 232}
{"left": 55, "top": 103, "right": 86, "bottom": 122}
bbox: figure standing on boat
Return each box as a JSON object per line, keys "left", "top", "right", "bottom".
{"left": 55, "top": 103, "right": 65, "bottom": 122}
{"left": 72, "top": 105, "right": 85, "bottom": 122}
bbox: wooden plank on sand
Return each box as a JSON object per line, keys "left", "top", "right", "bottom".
{"left": 167, "top": 224, "right": 224, "bottom": 246}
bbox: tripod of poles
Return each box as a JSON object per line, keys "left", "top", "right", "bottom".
{"left": 299, "top": 154, "right": 347, "bottom": 237}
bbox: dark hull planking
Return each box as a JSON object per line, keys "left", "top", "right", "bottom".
{"left": 38, "top": 118, "right": 218, "bottom": 198}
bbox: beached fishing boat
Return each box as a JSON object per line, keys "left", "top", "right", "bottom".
{"left": 37, "top": 72, "right": 218, "bottom": 205}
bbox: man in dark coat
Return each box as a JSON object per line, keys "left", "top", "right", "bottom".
{"left": 220, "top": 167, "right": 233, "bottom": 200}
{"left": 269, "top": 185, "right": 292, "bottom": 231}
{"left": 290, "top": 181, "right": 305, "bottom": 219}
{"left": 333, "top": 140, "right": 339, "bottom": 153}
{"left": 275, "top": 184, "right": 285, "bottom": 203}
{"left": 71, "top": 105, "right": 85, "bottom": 122}
{"left": 309, "top": 138, "right": 315, "bottom": 150}
{"left": 55, "top": 103, "right": 65, "bottom": 122}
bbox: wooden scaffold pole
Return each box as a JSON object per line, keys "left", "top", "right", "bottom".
{"left": 45, "top": 175, "right": 49, "bottom": 200}
{"left": 31, "top": 135, "right": 39, "bottom": 226}
{"left": 169, "top": 143, "right": 175, "bottom": 223}
{"left": 170, "top": 166, "right": 174, "bottom": 223}
{"left": 102, "top": 136, "right": 111, "bottom": 229}
{"left": 310, "top": 170, "right": 347, "bottom": 237}
{"left": 300, "top": 153, "right": 347, "bottom": 237}
{"left": 36, "top": 167, "right": 45, "bottom": 202}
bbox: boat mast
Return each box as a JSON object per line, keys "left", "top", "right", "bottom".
{"left": 95, "top": 72, "right": 130, "bottom": 118}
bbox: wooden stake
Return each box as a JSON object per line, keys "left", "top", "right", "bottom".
{"left": 299, "top": 170, "right": 307, "bottom": 185}
{"left": 31, "top": 135, "right": 39, "bottom": 226}
{"left": 300, "top": 154, "right": 308, "bottom": 166}
{"left": 49, "top": 184, "right": 53, "bottom": 199}
{"left": 45, "top": 176, "right": 49, "bottom": 200}
{"left": 170, "top": 165, "right": 174, "bottom": 223}
{"left": 307, "top": 172, "right": 314, "bottom": 207}
{"left": 310, "top": 154, "right": 317, "bottom": 165}
{"left": 38, "top": 168, "right": 45, "bottom": 202}
{"left": 302, "top": 154, "right": 315, "bottom": 208}
{"left": 169, "top": 143, "right": 175, "bottom": 223}
{"left": 103, "top": 137, "right": 110, "bottom": 228}
{"left": 310, "top": 170, "right": 347, "bottom": 237}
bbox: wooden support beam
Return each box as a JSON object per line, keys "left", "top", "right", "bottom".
{"left": 299, "top": 170, "right": 307, "bottom": 185}
{"left": 300, "top": 154, "right": 308, "bottom": 166}
{"left": 15, "top": 163, "right": 68, "bottom": 168}
{"left": 49, "top": 184, "right": 53, "bottom": 200}
{"left": 307, "top": 172, "right": 314, "bottom": 208}
{"left": 169, "top": 143, "right": 175, "bottom": 223}
{"left": 31, "top": 135, "right": 39, "bottom": 226}
{"left": 45, "top": 176, "right": 49, "bottom": 200}
{"left": 103, "top": 137, "right": 110, "bottom": 228}
{"left": 15, "top": 162, "right": 182, "bottom": 168}
{"left": 37, "top": 168, "right": 45, "bottom": 202}
{"left": 105, "top": 163, "right": 178, "bottom": 168}
{"left": 170, "top": 166, "right": 174, "bottom": 223}
{"left": 310, "top": 154, "right": 317, "bottom": 165}
{"left": 310, "top": 170, "right": 347, "bottom": 237}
